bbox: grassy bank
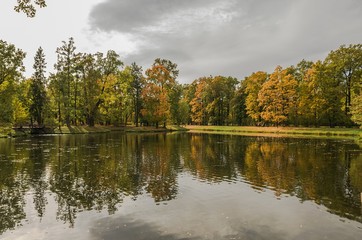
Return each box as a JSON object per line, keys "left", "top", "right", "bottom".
{"left": 52, "top": 125, "right": 188, "bottom": 134}
{"left": 185, "top": 125, "right": 362, "bottom": 139}
{"left": 4, "top": 124, "right": 359, "bottom": 139}
{"left": 0, "top": 125, "right": 188, "bottom": 138}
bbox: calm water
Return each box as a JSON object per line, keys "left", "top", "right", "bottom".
{"left": 0, "top": 132, "right": 362, "bottom": 239}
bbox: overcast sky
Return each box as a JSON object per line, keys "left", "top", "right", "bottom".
{"left": 1, "top": 0, "right": 362, "bottom": 83}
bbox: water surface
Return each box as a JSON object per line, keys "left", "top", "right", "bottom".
{"left": 0, "top": 132, "right": 362, "bottom": 239}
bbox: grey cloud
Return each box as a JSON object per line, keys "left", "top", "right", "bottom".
{"left": 89, "top": 0, "right": 222, "bottom": 33}
{"left": 89, "top": 0, "right": 362, "bottom": 83}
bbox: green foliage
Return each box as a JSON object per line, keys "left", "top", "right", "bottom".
{"left": 351, "top": 94, "right": 362, "bottom": 126}
{"left": 324, "top": 44, "right": 362, "bottom": 116}
{"left": 1, "top": 38, "right": 362, "bottom": 130}
{"left": 0, "top": 40, "right": 25, "bottom": 85}
{"left": 206, "top": 76, "right": 238, "bottom": 125}
{"left": 0, "top": 80, "right": 16, "bottom": 123}
{"left": 54, "top": 37, "right": 78, "bottom": 126}
{"left": 29, "top": 47, "right": 47, "bottom": 126}
{"left": 130, "top": 62, "right": 144, "bottom": 127}
{"left": 230, "top": 85, "right": 249, "bottom": 126}
{"left": 169, "top": 83, "right": 189, "bottom": 125}
{"left": 0, "top": 40, "right": 26, "bottom": 125}
{"left": 14, "top": 0, "right": 47, "bottom": 17}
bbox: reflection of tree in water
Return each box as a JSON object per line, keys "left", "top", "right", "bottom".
{"left": 141, "top": 134, "right": 179, "bottom": 202}
{"left": 1, "top": 133, "right": 362, "bottom": 233}
{"left": 47, "top": 133, "right": 181, "bottom": 226}
{"left": 48, "top": 135, "right": 127, "bottom": 227}
{"left": 186, "top": 134, "right": 242, "bottom": 182}
{"left": 0, "top": 176, "right": 27, "bottom": 234}
{"left": 0, "top": 140, "right": 28, "bottom": 234}
{"left": 28, "top": 140, "right": 48, "bottom": 218}
{"left": 242, "top": 137, "right": 362, "bottom": 222}
{"left": 182, "top": 134, "right": 362, "bottom": 222}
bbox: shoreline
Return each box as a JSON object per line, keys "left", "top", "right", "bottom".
{"left": 1, "top": 125, "right": 362, "bottom": 140}
{"left": 0, "top": 125, "right": 189, "bottom": 138}
{"left": 184, "top": 125, "right": 362, "bottom": 139}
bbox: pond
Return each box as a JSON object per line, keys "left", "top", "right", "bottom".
{"left": 0, "top": 132, "right": 362, "bottom": 239}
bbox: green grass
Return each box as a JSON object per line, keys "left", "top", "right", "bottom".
{"left": 185, "top": 125, "right": 362, "bottom": 139}
{"left": 0, "top": 125, "right": 190, "bottom": 138}
{"left": 0, "top": 125, "right": 15, "bottom": 138}
{"left": 53, "top": 125, "right": 124, "bottom": 134}
{"left": 51, "top": 125, "right": 186, "bottom": 134}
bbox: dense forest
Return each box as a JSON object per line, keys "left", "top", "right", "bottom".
{"left": 1, "top": 38, "right": 362, "bottom": 129}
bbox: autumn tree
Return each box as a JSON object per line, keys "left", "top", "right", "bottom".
{"left": 29, "top": 47, "right": 47, "bottom": 126}
{"left": 243, "top": 71, "right": 268, "bottom": 125}
{"left": 93, "top": 50, "right": 123, "bottom": 126}
{"left": 142, "top": 58, "right": 178, "bottom": 127}
{"left": 189, "top": 77, "right": 210, "bottom": 125}
{"left": 258, "top": 66, "right": 298, "bottom": 126}
{"left": 100, "top": 67, "right": 133, "bottom": 126}
{"left": 297, "top": 61, "right": 327, "bottom": 126}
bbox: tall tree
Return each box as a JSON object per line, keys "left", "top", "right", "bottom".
{"left": 130, "top": 62, "right": 144, "bottom": 127}
{"left": 29, "top": 47, "right": 47, "bottom": 126}
{"left": 324, "top": 44, "right": 362, "bottom": 117}
{"left": 288, "top": 60, "right": 314, "bottom": 125}
{"left": 351, "top": 94, "right": 362, "bottom": 126}
{"left": 205, "top": 76, "right": 238, "bottom": 125}
{"left": 142, "top": 58, "right": 178, "bottom": 127}
{"left": 297, "top": 61, "right": 329, "bottom": 126}
{"left": 0, "top": 40, "right": 25, "bottom": 124}
{"left": 189, "top": 77, "right": 210, "bottom": 125}
{"left": 243, "top": 71, "right": 268, "bottom": 125}
{"left": 0, "top": 40, "right": 25, "bottom": 86}
{"left": 258, "top": 66, "right": 298, "bottom": 126}
{"left": 75, "top": 53, "right": 100, "bottom": 126}
{"left": 318, "top": 61, "right": 346, "bottom": 127}
{"left": 54, "top": 37, "right": 77, "bottom": 127}
{"left": 90, "top": 50, "right": 123, "bottom": 126}
{"left": 168, "top": 83, "right": 186, "bottom": 125}
{"left": 230, "top": 85, "right": 248, "bottom": 126}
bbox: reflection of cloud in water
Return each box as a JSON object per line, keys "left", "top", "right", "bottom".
{"left": 90, "top": 215, "right": 286, "bottom": 240}
{"left": 90, "top": 216, "right": 196, "bottom": 240}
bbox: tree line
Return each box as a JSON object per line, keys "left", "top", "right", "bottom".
{"left": 1, "top": 38, "right": 362, "bottom": 128}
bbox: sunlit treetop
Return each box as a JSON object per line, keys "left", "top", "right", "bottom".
{"left": 14, "top": 0, "right": 47, "bottom": 18}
